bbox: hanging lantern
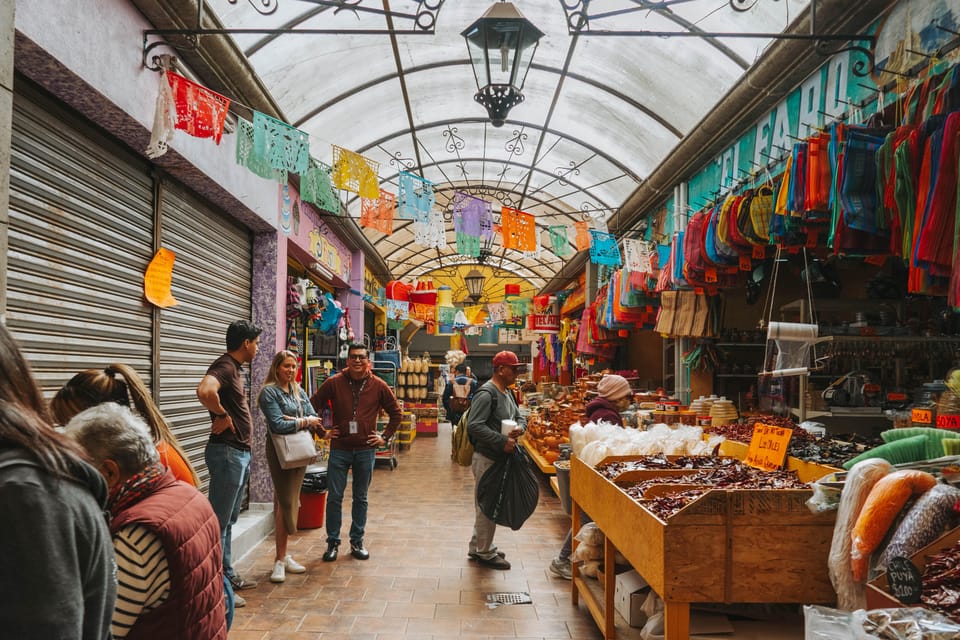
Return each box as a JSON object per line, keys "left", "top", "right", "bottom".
{"left": 461, "top": 2, "right": 544, "bottom": 127}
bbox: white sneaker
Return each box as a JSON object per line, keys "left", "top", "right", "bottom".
{"left": 270, "top": 560, "right": 285, "bottom": 583}
{"left": 284, "top": 555, "right": 306, "bottom": 574}
{"left": 233, "top": 593, "right": 246, "bottom": 608}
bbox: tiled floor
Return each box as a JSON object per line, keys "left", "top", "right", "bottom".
{"left": 230, "top": 426, "right": 806, "bottom": 639}
{"left": 230, "top": 427, "right": 595, "bottom": 640}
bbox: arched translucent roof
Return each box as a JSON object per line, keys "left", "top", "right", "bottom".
{"left": 208, "top": 0, "right": 810, "bottom": 290}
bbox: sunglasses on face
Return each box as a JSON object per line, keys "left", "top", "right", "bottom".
{"left": 348, "top": 354, "right": 368, "bottom": 361}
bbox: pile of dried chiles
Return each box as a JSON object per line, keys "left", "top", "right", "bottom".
{"left": 705, "top": 416, "right": 864, "bottom": 467}
{"left": 616, "top": 462, "right": 808, "bottom": 520}
{"left": 921, "top": 541, "right": 960, "bottom": 622}
{"left": 596, "top": 455, "right": 739, "bottom": 478}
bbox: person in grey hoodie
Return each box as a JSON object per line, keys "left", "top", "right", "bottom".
{"left": 0, "top": 323, "right": 116, "bottom": 639}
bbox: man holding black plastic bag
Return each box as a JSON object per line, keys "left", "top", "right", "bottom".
{"left": 466, "top": 351, "right": 538, "bottom": 570}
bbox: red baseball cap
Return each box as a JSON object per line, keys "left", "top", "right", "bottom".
{"left": 492, "top": 351, "right": 527, "bottom": 371}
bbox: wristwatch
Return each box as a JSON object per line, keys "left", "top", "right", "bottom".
{"left": 214, "top": 412, "right": 228, "bottom": 419}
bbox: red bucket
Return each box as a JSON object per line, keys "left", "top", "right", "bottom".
{"left": 297, "top": 491, "right": 327, "bottom": 530}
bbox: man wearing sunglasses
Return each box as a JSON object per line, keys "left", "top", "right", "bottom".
{"left": 466, "top": 351, "right": 528, "bottom": 569}
{"left": 310, "top": 343, "right": 401, "bottom": 562}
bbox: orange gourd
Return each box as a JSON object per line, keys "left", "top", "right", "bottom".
{"left": 850, "top": 469, "right": 937, "bottom": 581}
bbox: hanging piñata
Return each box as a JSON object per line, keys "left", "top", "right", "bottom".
{"left": 147, "top": 70, "right": 230, "bottom": 159}
{"left": 332, "top": 146, "right": 379, "bottom": 199}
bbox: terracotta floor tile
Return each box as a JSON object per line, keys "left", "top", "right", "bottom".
{"left": 230, "top": 426, "right": 804, "bottom": 640}
{"left": 297, "top": 612, "right": 356, "bottom": 633}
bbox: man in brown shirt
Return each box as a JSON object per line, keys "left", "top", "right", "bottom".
{"left": 196, "top": 320, "right": 261, "bottom": 604}
{"left": 310, "top": 343, "right": 401, "bottom": 561}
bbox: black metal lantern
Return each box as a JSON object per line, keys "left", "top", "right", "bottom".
{"left": 463, "top": 269, "right": 486, "bottom": 303}
{"left": 461, "top": 2, "right": 544, "bottom": 127}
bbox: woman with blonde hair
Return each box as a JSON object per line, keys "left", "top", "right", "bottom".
{"left": 49, "top": 363, "right": 199, "bottom": 487}
{"left": 258, "top": 350, "right": 323, "bottom": 583}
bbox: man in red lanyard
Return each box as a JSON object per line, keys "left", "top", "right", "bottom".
{"left": 310, "top": 343, "right": 402, "bottom": 562}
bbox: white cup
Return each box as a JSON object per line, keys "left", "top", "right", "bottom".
{"left": 501, "top": 419, "right": 517, "bottom": 435}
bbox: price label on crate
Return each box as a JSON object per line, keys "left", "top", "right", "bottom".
{"left": 937, "top": 414, "right": 960, "bottom": 430}
{"left": 912, "top": 408, "right": 933, "bottom": 425}
{"left": 743, "top": 423, "right": 793, "bottom": 471}
{"left": 886, "top": 556, "right": 922, "bottom": 604}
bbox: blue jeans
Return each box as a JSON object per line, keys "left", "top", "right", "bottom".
{"left": 205, "top": 442, "right": 251, "bottom": 578}
{"left": 325, "top": 448, "right": 375, "bottom": 545}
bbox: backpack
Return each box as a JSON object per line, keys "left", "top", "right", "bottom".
{"left": 449, "top": 379, "right": 472, "bottom": 413}
{"left": 451, "top": 410, "right": 475, "bottom": 466}
{"left": 450, "top": 387, "right": 497, "bottom": 467}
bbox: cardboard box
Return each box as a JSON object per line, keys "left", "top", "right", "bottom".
{"left": 614, "top": 569, "right": 649, "bottom": 628}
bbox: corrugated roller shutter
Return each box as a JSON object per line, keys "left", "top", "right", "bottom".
{"left": 159, "top": 180, "right": 252, "bottom": 489}
{"left": 7, "top": 84, "right": 155, "bottom": 395}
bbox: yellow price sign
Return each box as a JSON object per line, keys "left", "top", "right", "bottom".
{"left": 743, "top": 423, "right": 793, "bottom": 472}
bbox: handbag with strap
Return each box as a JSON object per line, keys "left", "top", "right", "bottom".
{"left": 270, "top": 388, "right": 317, "bottom": 470}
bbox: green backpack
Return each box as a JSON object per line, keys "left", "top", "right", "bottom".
{"left": 451, "top": 388, "right": 497, "bottom": 466}
{"left": 451, "top": 410, "right": 474, "bottom": 466}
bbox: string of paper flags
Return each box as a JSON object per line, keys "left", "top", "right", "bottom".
{"left": 145, "top": 68, "right": 619, "bottom": 264}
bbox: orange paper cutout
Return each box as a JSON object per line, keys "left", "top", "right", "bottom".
{"left": 144, "top": 247, "right": 179, "bottom": 308}
{"left": 500, "top": 206, "right": 536, "bottom": 251}
{"left": 360, "top": 189, "right": 396, "bottom": 235}
{"left": 574, "top": 221, "right": 591, "bottom": 251}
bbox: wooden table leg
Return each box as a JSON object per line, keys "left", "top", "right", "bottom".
{"left": 663, "top": 601, "right": 690, "bottom": 640}
{"left": 603, "top": 536, "right": 615, "bottom": 640}
{"left": 571, "top": 500, "right": 581, "bottom": 606}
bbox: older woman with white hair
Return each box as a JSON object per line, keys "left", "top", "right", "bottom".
{"left": 65, "top": 403, "right": 228, "bottom": 639}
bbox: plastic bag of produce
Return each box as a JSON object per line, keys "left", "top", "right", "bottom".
{"left": 476, "top": 447, "right": 539, "bottom": 530}
{"left": 574, "top": 522, "right": 604, "bottom": 546}
{"left": 804, "top": 604, "right": 960, "bottom": 639}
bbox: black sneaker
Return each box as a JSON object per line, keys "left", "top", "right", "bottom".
{"left": 477, "top": 555, "right": 511, "bottom": 570}
{"left": 468, "top": 550, "right": 506, "bottom": 561}
{"left": 322, "top": 541, "right": 339, "bottom": 562}
{"left": 350, "top": 542, "right": 370, "bottom": 560}
{"left": 229, "top": 574, "right": 257, "bottom": 590}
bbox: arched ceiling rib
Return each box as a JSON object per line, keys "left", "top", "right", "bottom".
{"left": 208, "top": 0, "right": 813, "bottom": 288}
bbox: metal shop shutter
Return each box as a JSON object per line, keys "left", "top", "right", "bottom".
{"left": 158, "top": 180, "right": 252, "bottom": 489}
{"left": 7, "top": 83, "right": 155, "bottom": 395}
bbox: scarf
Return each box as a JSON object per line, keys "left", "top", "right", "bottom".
{"left": 107, "top": 462, "right": 167, "bottom": 519}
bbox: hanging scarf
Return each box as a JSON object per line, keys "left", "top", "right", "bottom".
{"left": 107, "top": 462, "right": 167, "bottom": 519}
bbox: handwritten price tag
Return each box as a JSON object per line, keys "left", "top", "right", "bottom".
{"left": 744, "top": 423, "right": 793, "bottom": 472}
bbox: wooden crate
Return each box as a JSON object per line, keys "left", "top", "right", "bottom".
{"left": 867, "top": 525, "right": 960, "bottom": 609}
{"left": 570, "top": 455, "right": 836, "bottom": 640}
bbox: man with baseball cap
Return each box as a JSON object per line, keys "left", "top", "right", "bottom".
{"left": 465, "top": 350, "right": 528, "bottom": 569}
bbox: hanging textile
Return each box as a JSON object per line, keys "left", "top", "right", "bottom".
{"left": 589, "top": 230, "right": 622, "bottom": 266}
{"left": 397, "top": 172, "right": 435, "bottom": 222}
{"left": 453, "top": 191, "right": 488, "bottom": 257}
{"left": 413, "top": 210, "right": 447, "bottom": 249}
{"left": 253, "top": 111, "right": 310, "bottom": 176}
{"left": 146, "top": 70, "right": 230, "bottom": 159}
{"left": 500, "top": 207, "right": 536, "bottom": 251}
{"left": 235, "top": 117, "right": 286, "bottom": 182}
{"left": 548, "top": 225, "right": 572, "bottom": 257}
{"left": 301, "top": 158, "right": 340, "bottom": 213}
{"left": 574, "top": 220, "right": 591, "bottom": 251}
{"left": 360, "top": 189, "right": 396, "bottom": 235}
{"left": 332, "top": 145, "right": 380, "bottom": 198}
